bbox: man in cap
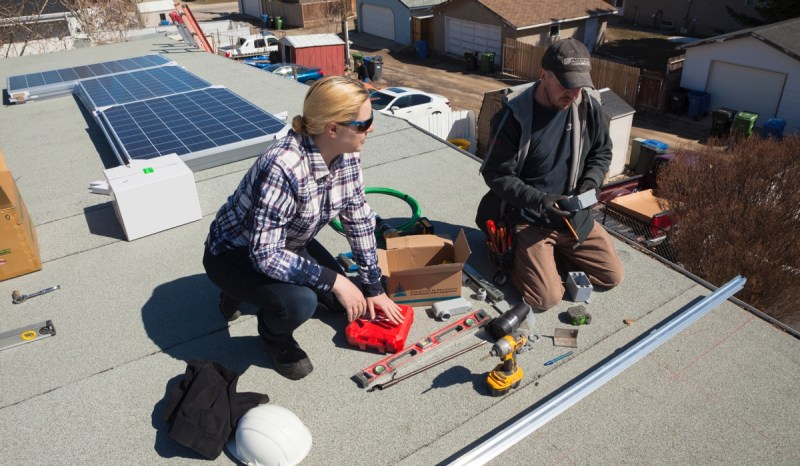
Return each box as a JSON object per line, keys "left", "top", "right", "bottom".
{"left": 479, "top": 38, "right": 624, "bottom": 311}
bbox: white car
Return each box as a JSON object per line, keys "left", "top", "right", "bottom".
{"left": 369, "top": 87, "right": 451, "bottom": 121}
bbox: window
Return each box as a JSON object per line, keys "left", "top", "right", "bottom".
{"left": 393, "top": 96, "right": 413, "bottom": 109}
{"left": 275, "top": 67, "right": 294, "bottom": 78}
{"left": 254, "top": 39, "right": 265, "bottom": 48}
{"left": 410, "top": 95, "right": 432, "bottom": 106}
{"left": 369, "top": 91, "right": 396, "bottom": 110}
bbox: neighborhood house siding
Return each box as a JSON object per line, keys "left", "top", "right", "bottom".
{"left": 445, "top": 18, "right": 502, "bottom": 61}
{"left": 360, "top": 1, "right": 399, "bottom": 42}
{"left": 239, "top": 0, "right": 261, "bottom": 20}
{"left": 681, "top": 37, "right": 800, "bottom": 134}
{"left": 513, "top": 23, "right": 583, "bottom": 46}
{"left": 358, "top": 0, "right": 420, "bottom": 45}
{"left": 431, "top": 0, "right": 503, "bottom": 58}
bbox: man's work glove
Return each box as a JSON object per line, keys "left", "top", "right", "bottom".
{"left": 578, "top": 179, "right": 599, "bottom": 195}
{"left": 540, "top": 194, "right": 570, "bottom": 217}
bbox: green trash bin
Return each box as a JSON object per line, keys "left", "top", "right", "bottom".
{"left": 732, "top": 111, "right": 758, "bottom": 138}
{"left": 274, "top": 16, "right": 283, "bottom": 30}
{"left": 478, "top": 52, "right": 495, "bottom": 74}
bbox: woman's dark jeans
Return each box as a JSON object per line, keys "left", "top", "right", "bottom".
{"left": 202, "top": 240, "right": 342, "bottom": 344}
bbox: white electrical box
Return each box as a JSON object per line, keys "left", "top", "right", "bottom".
{"left": 104, "top": 154, "right": 202, "bottom": 241}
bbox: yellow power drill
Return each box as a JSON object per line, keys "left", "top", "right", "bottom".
{"left": 485, "top": 331, "right": 529, "bottom": 396}
{"left": 483, "top": 302, "right": 536, "bottom": 396}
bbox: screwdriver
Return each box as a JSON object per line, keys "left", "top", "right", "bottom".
{"left": 544, "top": 351, "right": 573, "bottom": 366}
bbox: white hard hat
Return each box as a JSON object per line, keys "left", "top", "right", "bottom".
{"left": 227, "top": 404, "right": 312, "bottom": 466}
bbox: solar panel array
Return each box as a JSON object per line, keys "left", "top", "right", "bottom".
{"left": 98, "top": 87, "right": 286, "bottom": 161}
{"left": 77, "top": 65, "right": 210, "bottom": 110}
{"left": 7, "top": 55, "right": 172, "bottom": 100}
{"left": 6, "top": 54, "right": 287, "bottom": 170}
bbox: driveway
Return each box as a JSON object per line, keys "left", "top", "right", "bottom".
{"left": 188, "top": 2, "right": 708, "bottom": 153}
{"left": 349, "top": 34, "right": 708, "bottom": 153}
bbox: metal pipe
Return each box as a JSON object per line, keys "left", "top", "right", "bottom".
{"left": 449, "top": 276, "right": 746, "bottom": 466}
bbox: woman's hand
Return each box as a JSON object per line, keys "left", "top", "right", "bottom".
{"left": 332, "top": 274, "right": 367, "bottom": 321}
{"left": 367, "top": 293, "right": 404, "bottom": 325}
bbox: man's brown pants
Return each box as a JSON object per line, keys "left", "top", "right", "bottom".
{"left": 509, "top": 221, "right": 624, "bottom": 311}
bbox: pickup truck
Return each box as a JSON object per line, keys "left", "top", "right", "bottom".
{"left": 593, "top": 154, "right": 676, "bottom": 261}
{"left": 217, "top": 33, "right": 279, "bottom": 59}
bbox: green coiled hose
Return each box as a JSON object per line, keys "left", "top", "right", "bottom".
{"left": 329, "top": 187, "right": 422, "bottom": 235}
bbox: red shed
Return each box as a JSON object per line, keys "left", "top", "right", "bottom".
{"left": 279, "top": 34, "right": 346, "bottom": 78}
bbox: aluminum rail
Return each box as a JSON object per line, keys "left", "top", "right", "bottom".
{"left": 450, "top": 275, "right": 746, "bottom": 466}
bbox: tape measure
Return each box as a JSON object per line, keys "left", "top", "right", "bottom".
{"left": 0, "top": 320, "right": 56, "bottom": 351}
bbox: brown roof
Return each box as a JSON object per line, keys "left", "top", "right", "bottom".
{"left": 477, "top": 0, "right": 617, "bottom": 29}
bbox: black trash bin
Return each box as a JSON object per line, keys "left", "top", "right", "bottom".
{"left": 370, "top": 55, "right": 383, "bottom": 81}
{"left": 670, "top": 88, "right": 688, "bottom": 115}
{"left": 362, "top": 56, "right": 374, "bottom": 81}
{"left": 710, "top": 107, "right": 737, "bottom": 138}
{"left": 464, "top": 51, "right": 478, "bottom": 71}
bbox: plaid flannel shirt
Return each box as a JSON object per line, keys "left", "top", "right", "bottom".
{"left": 205, "top": 130, "right": 383, "bottom": 296}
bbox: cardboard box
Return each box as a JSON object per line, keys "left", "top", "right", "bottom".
{"left": 377, "top": 229, "right": 471, "bottom": 307}
{"left": 0, "top": 149, "right": 43, "bottom": 281}
{"left": 608, "top": 189, "right": 669, "bottom": 224}
{"left": 104, "top": 154, "right": 202, "bottom": 241}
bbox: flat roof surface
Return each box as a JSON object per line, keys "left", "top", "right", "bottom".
{"left": 1, "top": 35, "right": 798, "bottom": 465}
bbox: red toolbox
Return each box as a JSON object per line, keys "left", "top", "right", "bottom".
{"left": 345, "top": 304, "right": 414, "bottom": 353}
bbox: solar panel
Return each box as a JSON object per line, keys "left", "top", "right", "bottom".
{"left": 97, "top": 86, "right": 288, "bottom": 170}
{"left": 76, "top": 64, "right": 211, "bottom": 110}
{"left": 6, "top": 54, "right": 172, "bottom": 103}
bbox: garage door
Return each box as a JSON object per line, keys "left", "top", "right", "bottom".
{"left": 706, "top": 60, "right": 786, "bottom": 126}
{"left": 362, "top": 4, "right": 394, "bottom": 41}
{"left": 445, "top": 17, "right": 501, "bottom": 61}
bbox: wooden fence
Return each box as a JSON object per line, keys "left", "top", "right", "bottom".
{"left": 502, "top": 38, "right": 640, "bottom": 108}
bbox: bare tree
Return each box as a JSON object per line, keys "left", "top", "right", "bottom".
{"left": 657, "top": 136, "right": 800, "bottom": 328}
{"left": 0, "top": 0, "right": 72, "bottom": 57}
{"left": 62, "top": 0, "right": 140, "bottom": 45}
{"left": 0, "top": 0, "right": 141, "bottom": 57}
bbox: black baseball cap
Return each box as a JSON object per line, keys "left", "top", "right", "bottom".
{"left": 541, "top": 39, "right": 594, "bottom": 89}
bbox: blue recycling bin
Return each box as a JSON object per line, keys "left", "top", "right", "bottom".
{"left": 687, "top": 90, "right": 710, "bottom": 120}
{"left": 415, "top": 40, "right": 428, "bottom": 60}
{"left": 762, "top": 118, "right": 787, "bottom": 140}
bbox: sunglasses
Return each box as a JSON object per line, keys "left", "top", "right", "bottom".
{"left": 337, "top": 112, "right": 373, "bottom": 133}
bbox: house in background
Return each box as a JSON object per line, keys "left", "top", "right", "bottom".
{"left": 355, "top": 0, "right": 446, "bottom": 46}
{"left": 677, "top": 17, "right": 799, "bottom": 134}
{"left": 616, "top": 0, "right": 764, "bottom": 37}
{"left": 239, "top": 0, "right": 356, "bottom": 29}
{"left": 136, "top": 0, "right": 175, "bottom": 28}
{"left": 426, "top": 0, "right": 617, "bottom": 67}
